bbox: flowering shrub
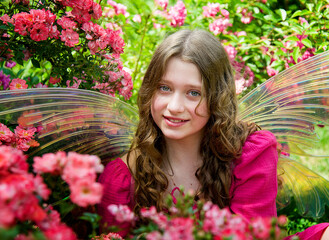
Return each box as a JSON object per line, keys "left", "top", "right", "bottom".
{"left": 105, "top": 189, "right": 292, "bottom": 240}
{"left": 0, "top": 145, "right": 104, "bottom": 239}
{"left": 100, "top": 0, "right": 329, "bottom": 104}
{"left": 0, "top": 0, "right": 133, "bottom": 99}
{"left": 0, "top": 123, "right": 39, "bottom": 151}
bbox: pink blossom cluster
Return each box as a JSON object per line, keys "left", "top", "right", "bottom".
{"left": 55, "top": 0, "right": 102, "bottom": 23}
{"left": 223, "top": 45, "right": 254, "bottom": 94}
{"left": 153, "top": 0, "right": 186, "bottom": 27}
{"left": 82, "top": 22, "right": 125, "bottom": 55}
{"left": 0, "top": 123, "right": 39, "bottom": 151}
{"left": 106, "top": 0, "right": 130, "bottom": 18}
{"left": 11, "top": 9, "right": 59, "bottom": 42}
{"left": 106, "top": 200, "right": 286, "bottom": 240}
{"left": 0, "top": 70, "right": 11, "bottom": 90}
{"left": 33, "top": 151, "right": 104, "bottom": 207}
{"left": 93, "top": 55, "right": 133, "bottom": 100}
{"left": 92, "top": 232, "right": 123, "bottom": 240}
{"left": 237, "top": 7, "right": 254, "bottom": 24}
{"left": 262, "top": 34, "right": 316, "bottom": 75}
{"left": 0, "top": 145, "right": 77, "bottom": 239}
{"left": 202, "top": 3, "right": 231, "bottom": 35}
{"left": 108, "top": 204, "right": 135, "bottom": 222}
{"left": 168, "top": 1, "right": 187, "bottom": 27}
{"left": 1, "top": 1, "right": 132, "bottom": 99}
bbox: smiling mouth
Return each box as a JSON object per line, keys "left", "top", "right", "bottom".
{"left": 164, "top": 117, "right": 188, "bottom": 123}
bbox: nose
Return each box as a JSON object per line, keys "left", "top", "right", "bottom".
{"left": 167, "top": 93, "right": 184, "bottom": 113}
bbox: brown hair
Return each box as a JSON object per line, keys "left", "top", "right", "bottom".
{"left": 128, "top": 29, "right": 259, "bottom": 214}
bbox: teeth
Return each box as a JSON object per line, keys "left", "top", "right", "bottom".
{"left": 170, "top": 119, "right": 185, "bottom": 122}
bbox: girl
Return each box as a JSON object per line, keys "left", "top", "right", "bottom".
{"left": 98, "top": 29, "right": 329, "bottom": 239}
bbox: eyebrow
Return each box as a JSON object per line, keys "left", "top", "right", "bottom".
{"left": 160, "top": 79, "right": 202, "bottom": 89}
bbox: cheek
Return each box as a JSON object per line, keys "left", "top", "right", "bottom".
{"left": 194, "top": 101, "right": 210, "bottom": 119}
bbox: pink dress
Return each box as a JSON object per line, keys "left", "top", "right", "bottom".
{"left": 98, "top": 130, "right": 329, "bottom": 239}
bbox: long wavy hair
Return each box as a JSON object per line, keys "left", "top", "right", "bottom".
{"left": 127, "top": 29, "right": 259, "bottom": 215}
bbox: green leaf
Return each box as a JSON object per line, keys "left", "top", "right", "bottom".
{"left": 285, "top": 36, "right": 300, "bottom": 42}
{"left": 306, "top": 3, "right": 314, "bottom": 12}
{"left": 291, "top": 9, "right": 311, "bottom": 18}
{"left": 315, "top": 2, "right": 323, "bottom": 13}
{"left": 301, "top": 38, "right": 312, "bottom": 48}
{"left": 31, "top": 58, "right": 40, "bottom": 68}
{"left": 293, "top": 47, "right": 300, "bottom": 64}
{"left": 278, "top": 9, "right": 287, "bottom": 21}
{"left": 264, "top": 14, "right": 279, "bottom": 23}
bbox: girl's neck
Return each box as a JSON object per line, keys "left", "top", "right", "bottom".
{"left": 164, "top": 137, "right": 203, "bottom": 168}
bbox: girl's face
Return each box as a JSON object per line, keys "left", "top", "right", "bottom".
{"left": 151, "top": 57, "right": 210, "bottom": 143}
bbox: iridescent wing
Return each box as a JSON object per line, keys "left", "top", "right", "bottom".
{"left": 277, "top": 156, "right": 329, "bottom": 218}
{"left": 237, "top": 51, "right": 329, "bottom": 218}
{"left": 238, "top": 51, "right": 329, "bottom": 157}
{"left": 0, "top": 88, "right": 138, "bottom": 162}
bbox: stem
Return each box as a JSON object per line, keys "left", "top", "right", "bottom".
{"left": 132, "top": 14, "right": 150, "bottom": 83}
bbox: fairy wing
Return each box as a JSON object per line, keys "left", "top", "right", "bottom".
{"left": 0, "top": 88, "right": 139, "bottom": 162}
{"left": 277, "top": 155, "right": 329, "bottom": 218}
{"left": 237, "top": 51, "right": 329, "bottom": 218}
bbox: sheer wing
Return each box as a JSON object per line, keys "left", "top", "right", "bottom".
{"left": 0, "top": 88, "right": 138, "bottom": 161}
{"left": 238, "top": 51, "right": 329, "bottom": 157}
{"left": 237, "top": 51, "right": 329, "bottom": 218}
{"left": 277, "top": 156, "right": 329, "bottom": 218}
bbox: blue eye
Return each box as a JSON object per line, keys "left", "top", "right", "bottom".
{"left": 188, "top": 90, "right": 201, "bottom": 97}
{"left": 159, "top": 85, "right": 171, "bottom": 92}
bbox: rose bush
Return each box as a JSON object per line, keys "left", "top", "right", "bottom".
{"left": 0, "top": 0, "right": 133, "bottom": 100}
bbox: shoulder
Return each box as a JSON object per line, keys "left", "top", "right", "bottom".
{"left": 237, "top": 130, "right": 277, "bottom": 164}
{"left": 233, "top": 130, "right": 278, "bottom": 175}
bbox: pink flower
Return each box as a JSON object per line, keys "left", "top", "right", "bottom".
{"left": 239, "top": 8, "right": 253, "bottom": 24}
{"left": 43, "top": 223, "right": 77, "bottom": 240}
{"left": 146, "top": 231, "right": 162, "bottom": 240}
{"left": 250, "top": 217, "right": 272, "bottom": 239}
{"left": 108, "top": 204, "right": 135, "bottom": 222}
{"left": 107, "top": 0, "right": 130, "bottom": 17}
{"left": 163, "top": 217, "right": 194, "bottom": 240}
{"left": 57, "top": 16, "right": 77, "bottom": 29}
{"left": 0, "top": 145, "right": 28, "bottom": 174}
{"left": 299, "top": 17, "right": 309, "bottom": 26}
{"left": 266, "top": 65, "right": 279, "bottom": 77}
{"left": 155, "top": 0, "right": 168, "bottom": 10}
{"left": 34, "top": 82, "right": 48, "bottom": 88}
{"left": 92, "top": 232, "right": 123, "bottom": 240}
{"left": 49, "top": 76, "right": 61, "bottom": 84}
{"left": 92, "top": 2, "right": 103, "bottom": 19}
{"left": 0, "top": 123, "right": 14, "bottom": 143}
{"left": 0, "top": 70, "right": 11, "bottom": 89}
{"left": 5, "top": 60, "right": 16, "bottom": 68}
{"left": 13, "top": 12, "right": 33, "bottom": 36}
{"left": 62, "top": 152, "right": 103, "bottom": 184}
{"left": 33, "top": 175, "right": 51, "bottom": 200}
{"left": 36, "top": 207, "right": 61, "bottom": 230}
{"left": 60, "top": 29, "right": 79, "bottom": 47}
{"left": 9, "top": 78, "right": 28, "bottom": 90}
{"left": 0, "top": 14, "right": 14, "bottom": 25}
{"left": 33, "top": 151, "right": 67, "bottom": 174}
{"left": 30, "top": 23, "right": 49, "bottom": 41}
{"left": 69, "top": 180, "right": 103, "bottom": 207}
{"left": 235, "top": 79, "right": 245, "bottom": 95}
{"left": 209, "top": 18, "right": 231, "bottom": 35}
{"left": 168, "top": 1, "right": 186, "bottom": 27}
{"left": 132, "top": 14, "right": 142, "bottom": 23}
{"left": 202, "top": 3, "right": 220, "bottom": 18}
{"left": 106, "top": 29, "right": 125, "bottom": 54}
{"left": 14, "top": 126, "right": 36, "bottom": 140}
{"left": 224, "top": 45, "right": 237, "bottom": 62}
